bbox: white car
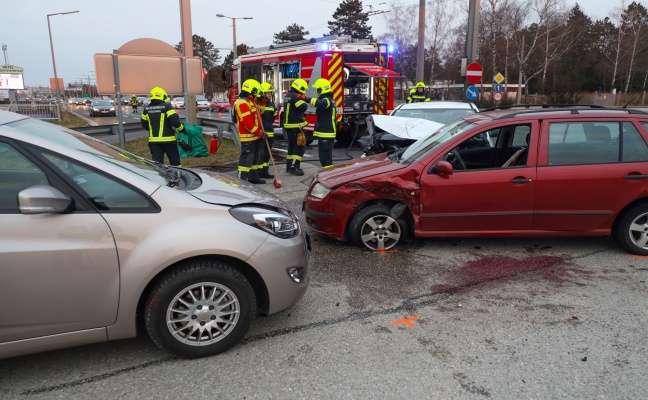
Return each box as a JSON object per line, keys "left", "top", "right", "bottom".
{"left": 171, "top": 97, "right": 185, "bottom": 109}
{"left": 389, "top": 101, "right": 479, "bottom": 125}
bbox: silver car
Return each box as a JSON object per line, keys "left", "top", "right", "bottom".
{"left": 0, "top": 111, "right": 310, "bottom": 359}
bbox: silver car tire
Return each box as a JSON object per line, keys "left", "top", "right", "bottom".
{"left": 145, "top": 260, "right": 256, "bottom": 358}
{"left": 349, "top": 204, "right": 408, "bottom": 251}
{"left": 613, "top": 203, "right": 648, "bottom": 255}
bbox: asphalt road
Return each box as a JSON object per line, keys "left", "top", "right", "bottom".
{"left": 1, "top": 110, "right": 647, "bottom": 399}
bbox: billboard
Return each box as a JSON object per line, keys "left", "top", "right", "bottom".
{"left": 0, "top": 73, "right": 24, "bottom": 90}
{"left": 49, "top": 78, "right": 64, "bottom": 93}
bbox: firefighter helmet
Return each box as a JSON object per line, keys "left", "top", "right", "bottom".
{"left": 260, "top": 82, "right": 275, "bottom": 94}
{"left": 312, "top": 78, "right": 332, "bottom": 95}
{"left": 131, "top": 94, "right": 137, "bottom": 98}
{"left": 241, "top": 79, "right": 261, "bottom": 97}
{"left": 150, "top": 87, "right": 168, "bottom": 101}
{"left": 416, "top": 81, "right": 426, "bottom": 88}
{"left": 291, "top": 78, "right": 308, "bottom": 94}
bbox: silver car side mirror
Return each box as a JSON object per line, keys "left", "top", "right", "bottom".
{"left": 18, "top": 185, "right": 73, "bottom": 214}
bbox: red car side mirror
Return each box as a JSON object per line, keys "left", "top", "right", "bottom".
{"left": 433, "top": 160, "right": 454, "bottom": 175}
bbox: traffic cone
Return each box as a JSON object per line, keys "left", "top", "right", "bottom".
{"left": 218, "top": 111, "right": 223, "bottom": 118}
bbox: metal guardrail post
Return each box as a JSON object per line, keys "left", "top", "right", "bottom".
{"left": 230, "top": 123, "right": 240, "bottom": 147}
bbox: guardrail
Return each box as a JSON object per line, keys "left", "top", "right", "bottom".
{"left": 0, "top": 102, "right": 62, "bottom": 120}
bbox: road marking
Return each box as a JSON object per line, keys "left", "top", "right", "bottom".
{"left": 391, "top": 316, "right": 419, "bottom": 328}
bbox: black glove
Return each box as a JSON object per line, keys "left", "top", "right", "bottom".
{"left": 259, "top": 132, "right": 269, "bottom": 141}
{"left": 178, "top": 140, "right": 193, "bottom": 151}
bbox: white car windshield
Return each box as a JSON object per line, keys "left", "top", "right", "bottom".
{"left": 399, "top": 119, "right": 476, "bottom": 165}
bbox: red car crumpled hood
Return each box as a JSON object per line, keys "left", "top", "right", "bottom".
{"left": 315, "top": 153, "right": 407, "bottom": 188}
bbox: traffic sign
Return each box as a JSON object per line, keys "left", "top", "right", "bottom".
{"left": 466, "top": 85, "right": 479, "bottom": 101}
{"left": 494, "top": 84, "right": 503, "bottom": 92}
{"left": 494, "top": 72, "right": 505, "bottom": 84}
{"left": 466, "top": 63, "right": 483, "bottom": 84}
{"left": 493, "top": 91, "right": 503, "bottom": 102}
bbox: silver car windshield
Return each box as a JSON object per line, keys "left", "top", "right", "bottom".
{"left": 7, "top": 118, "right": 168, "bottom": 184}
{"left": 400, "top": 119, "right": 476, "bottom": 165}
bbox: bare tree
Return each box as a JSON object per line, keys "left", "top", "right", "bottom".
{"left": 379, "top": 0, "right": 418, "bottom": 89}
{"left": 425, "top": 0, "right": 459, "bottom": 85}
{"left": 621, "top": 2, "right": 648, "bottom": 93}
{"left": 606, "top": 0, "right": 628, "bottom": 93}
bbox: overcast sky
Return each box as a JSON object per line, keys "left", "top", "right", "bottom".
{"left": 2, "top": 0, "right": 622, "bottom": 89}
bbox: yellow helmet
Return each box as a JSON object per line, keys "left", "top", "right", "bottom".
{"left": 312, "top": 78, "right": 332, "bottom": 95}
{"left": 131, "top": 94, "right": 137, "bottom": 98}
{"left": 291, "top": 78, "right": 308, "bottom": 94}
{"left": 241, "top": 79, "right": 261, "bottom": 97}
{"left": 260, "top": 82, "right": 275, "bottom": 94}
{"left": 416, "top": 81, "right": 426, "bottom": 88}
{"left": 150, "top": 86, "right": 168, "bottom": 101}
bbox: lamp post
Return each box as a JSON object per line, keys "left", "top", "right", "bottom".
{"left": 47, "top": 11, "right": 79, "bottom": 105}
{"left": 216, "top": 14, "right": 252, "bottom": 61}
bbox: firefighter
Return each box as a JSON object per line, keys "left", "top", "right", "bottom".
{"left": 258, "top": 82, "right": 277, "bottom": 179}
{"left": 140, "top": 86, "right": 187, "bottom": 166}
{"left": 407, "top": 82, "right": 430, "bottom": 103}
{"left": 234, "top": 78, "right": 268, "bottom": 184}
{"left": 283, "top": 78, "right": 310, "bottom": 176}
{"left": 309, "top": 78, "right": 336, "bottom": 169}
{"left": 130, "top": 94, "right": 139, "bottom": 113}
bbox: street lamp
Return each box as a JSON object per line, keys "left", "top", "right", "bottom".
{"left": 216, "top": 14, "right": 253, "bottom": 61}
{"left": 47, "top": 11, "right": 79, "bottom": 104}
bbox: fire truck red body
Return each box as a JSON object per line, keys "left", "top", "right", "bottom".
{"left": 227, "top": 36, "right": 400, "bottom": 143}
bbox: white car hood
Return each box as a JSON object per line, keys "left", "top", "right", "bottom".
{"left": 371, "top": 115, "right": 444, "bottom": 140}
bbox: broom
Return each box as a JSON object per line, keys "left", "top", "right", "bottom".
{"left": 255, "top": 106, "right": 282, "bottom": 188}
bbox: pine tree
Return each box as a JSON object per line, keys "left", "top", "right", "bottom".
{"left": 274, "top": 23, "right": 310, "bottom": 44}
{"left": 328, "top": 0, "right": 372, "bottom": 39}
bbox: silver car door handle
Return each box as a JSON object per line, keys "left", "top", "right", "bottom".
{"left": 510, "top": 178, "right": 532, "bottom": 184}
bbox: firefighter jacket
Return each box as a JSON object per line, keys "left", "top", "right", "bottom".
{"left": 130, "top": 97, "right": 138, "bottom": 107}
{"left": 283, "top": 89, "right": 309, "bottom": 129}
{"left": 258, "top": 98, "right": 277, "bottom": 137}
{"left": 140, "top": 99, "right": 184, "bottom": 142}
{"left": 234, "top": 95, "right": 263, "bottom": 143}
{"left": 407, "top": 90, "right": 430, "bottom": 103}
{"left": 309, "top": 92, "right": 336, "bottom": 139}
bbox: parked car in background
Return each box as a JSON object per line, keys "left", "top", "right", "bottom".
{"left": 89, "top": 99, "right": 116, "bottom": 117}
{"left": 197, "top": 99, "right": 211, "bottom": 111}
{"left": 0, "top": 110, "right": 310, "bottom": 360}
{"left": 210, "top": 97, "right": 232, "bottom": 112}
{"left": 305, "top": 106, "right": 648, "bottom": 254}
{"left": 171, "top": 97, "right": 185, "bottom": 109}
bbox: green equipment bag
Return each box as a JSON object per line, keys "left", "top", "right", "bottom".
{"left": 177, "top": 124, "right": 209, "bottom": 158}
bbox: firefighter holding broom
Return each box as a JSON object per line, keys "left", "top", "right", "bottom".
{"left": 234, "top": 78, "right": 268, "bottom": 184}
{"left": 283, "top": 78, "right": 310, "bottom": 176}
{"left": 258, "top": 82, "right": 277, "bottom": 179}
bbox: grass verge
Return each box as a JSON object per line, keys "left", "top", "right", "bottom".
{"left": 52, "top": 111, "right": 88, "bottom": 129}
{"left": 124, "top": 137, "right": 240, "bottom": 168}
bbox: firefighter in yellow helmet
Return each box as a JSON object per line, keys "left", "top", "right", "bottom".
{"left": 130, "top": 94, "right": 139, "bottom": 113}
{"left": 407, "top": 81, "right": 430, "bottom": 103}
{"left": 283, "top": 78, "right": 311, "bottom": 176}
{"left": 140, "top": 86, "right": 187, "bottom": 166}
{"left": 257, "top": 82, "right": 277, "bottom": 179}
{"left": 309, "top": 78, "right": 336, "bottom": 168}
{"left": 234, "top": 78, "right": 268, "bottom": 183}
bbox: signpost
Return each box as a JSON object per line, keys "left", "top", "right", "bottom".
{"left": 466, "top": 85, "right": 479, "bottom": 101}
{"left": 494, "top": 84, "right": 503, "bottom": 93}
{"left": 494, "top": 72, "right": 505, "bottom": 84}
{"left": 466, "top": 62, "right": 483, "bottom": 84}
{"left": 493, "top": 91, "right": 503, "bottom": 102}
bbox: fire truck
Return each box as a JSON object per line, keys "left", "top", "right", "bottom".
{"left": 226, "top": 36, "right": 400, "bottom": 143}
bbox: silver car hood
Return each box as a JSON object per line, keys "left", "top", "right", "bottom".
{"left": 371, "top": 115, "right": 444, "bottom": 140}
{"left": 188, "top": 170, "right": 287, "bottom": 209}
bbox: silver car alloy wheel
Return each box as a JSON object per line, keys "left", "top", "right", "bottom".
{"left": 628, "top": 211, "right": 648, "bottom": 250}
{"left": 360, "top": 214, "right": 402, "bottom": 251}
{"left": 166, "top": 282, "right": 240, "bottom": 346}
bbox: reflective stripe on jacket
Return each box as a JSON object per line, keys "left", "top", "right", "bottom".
{"left": 234, "top": 97, "right": 262, "bottom": 142}
{"left": 407, "top": 92, "right": 430, "bottom": 103}
{"left": 258, "top": 98, "right": 277, "bottom": 136}
{"left": 283, "top": 90, "right": 308, "bottom": 129}
{"left": 309, "top": 93, "right": 336, "bottom": 139}
{"left": 140, "top": 99, "right": 184, "bottom": 142}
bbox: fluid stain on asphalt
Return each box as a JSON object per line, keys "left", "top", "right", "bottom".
{"left": 432, "top": 255, "right": 583, "bottom": 294}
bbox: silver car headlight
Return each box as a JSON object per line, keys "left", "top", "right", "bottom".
{"left": 92, "top": 108, "right": 99, "bottom": 112}
{"left": 229, "top": 206, "right": 300, "bottom": 238}
{"left": 309, "top": 182, "right": 331, "bottom": 199}
{"left": 110, "top": 107, "right": 115, "bottom": 111}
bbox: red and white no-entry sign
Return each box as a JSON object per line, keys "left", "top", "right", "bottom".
{"left": 466, "top": 62, "right": 483, "bottom": 84}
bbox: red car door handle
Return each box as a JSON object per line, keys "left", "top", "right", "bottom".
{"left": 624, "top": 174, "right": 648, "bottom": 180}
{"left": 510, "top": 178, "right": 532, "bottom": 184}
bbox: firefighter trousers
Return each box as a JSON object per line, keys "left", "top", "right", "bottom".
{"left": 317, "top": 138, "right": 334, "bottom": 168}
{"left": 238, "top": 140, "right": 262, "bottom": 181}
{"left": 285, "top": 128, "right": 305, "bottom": 169}
{"left": 149, "top": 141, "right": 181, "bottom": 166}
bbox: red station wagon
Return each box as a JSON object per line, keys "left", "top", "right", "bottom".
{"left": 304, "top": 106, "right": 648, "bottom": 254}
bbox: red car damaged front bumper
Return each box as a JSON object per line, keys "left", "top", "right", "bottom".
{"left": 303, "top": 192, "right": 354, "bottom": 242}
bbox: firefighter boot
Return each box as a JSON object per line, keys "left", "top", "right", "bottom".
{"left": 238, "top": 171, "right": 249, "bottom": 181}
{"left": 247, "top": 170, "right": 266, "bottom": 184}
{"left": 260, "top": 167, "right": 274, "bottom": 179}
{"left": 291, "top": 160, "right": 305, "bottom": 176}
{"left": 286, "top": 160, "right": 294, "bottom": 174}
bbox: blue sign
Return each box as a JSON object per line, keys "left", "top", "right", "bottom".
{"left": 494, "top": 84, "right": 503, "bottom": 92}
{"left": 466, "top": 85, "right": 479, "bottom": 101}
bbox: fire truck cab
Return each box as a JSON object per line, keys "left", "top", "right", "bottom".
{"left": 226, "top": 36, "right": 400, "bottom": 144}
